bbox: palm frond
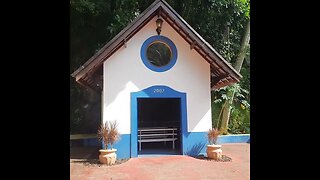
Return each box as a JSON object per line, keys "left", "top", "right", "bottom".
{"left": 97, "top": 120, "right": 120, "bottom": 149}
{"left": 208, "top": 128, "right": 220, "bottom": 145}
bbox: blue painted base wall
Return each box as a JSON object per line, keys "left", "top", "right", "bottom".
{"left": 112, "top": 134, "right": 131, "bottom": 159}
{"left": 83, "top": 138, "right": 99, "bottom": 146}
{"left": 79, "top": 134, "right": 131, "bottom": 159}
{"left": 78, "top": 133, "right": 250, "bottom": 159}
{"left": 183, "top": 132, "right": 208, "bottom": 157}
{"left": 182, "top": 133, "right": 251, "bottom": 157}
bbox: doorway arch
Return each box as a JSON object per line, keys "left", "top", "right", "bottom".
{"left": 130, "top": 85, "right": 187, "bottom": 157}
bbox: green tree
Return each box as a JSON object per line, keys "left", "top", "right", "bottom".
{"left": 219, "top": 20, "right": 250, "bottom": 134}
{"left": 70, "top": 0, "right": 250, "bottom": 134}
{"left": 70, "top": 0, "right": 142, "bottom": 133}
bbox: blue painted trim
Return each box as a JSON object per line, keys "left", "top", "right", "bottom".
{"left": 76, "top": 134, "right": 250, "bottom": 158}
{"left": 71, "top": 135, "right": 131, "bottom": 159}
{"left": 112, "top": 134, "right": 131, "bottom": 159}
{"left": 216, "top": 134, "right": 250, "bottom": 144}
{"left": 83, "top": 138, "right": 99, "bottom": 147}
{"left": 131, "top": 85, "right": 187, "bottom": 157}
{"left": 130, "top": 94, "right": 138, "bottom": 157}
{"left": 183, "top": 132, "right": 208, "bottom": 157}
{"left": 140, "top": 35, "right": 178, "bottom": 72}
{"left": 69, "top": 138, "right": 99, "bottom": 147}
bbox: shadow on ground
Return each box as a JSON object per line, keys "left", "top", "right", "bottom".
{"left": 70, "top": 146, "right": 130, "bottom": 167}
{"left": 195, "top": 154, "right": 232, "bottom": 162}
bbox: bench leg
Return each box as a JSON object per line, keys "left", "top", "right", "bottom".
{"left": 139, "top": 142, "right": 141, "bottom": 151}
{"left": 173, "top": 140, "right": 175, "bottom": 149}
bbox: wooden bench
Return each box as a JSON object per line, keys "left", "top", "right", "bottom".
{"left": 138, "top": 127, "right": 178, "bottom": 151}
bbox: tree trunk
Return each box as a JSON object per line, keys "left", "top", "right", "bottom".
{"left": 219, "top": 90, "right": 234, "bottom": 134}
{"left": 219, "top": 20, "right": 250, "bottom": 134}
{"left": 234, "top": 21, "right": 250, "bottom": 72}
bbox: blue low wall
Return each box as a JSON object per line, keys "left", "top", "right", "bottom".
{"left": 216, "top": 134, "right": 250, "bottom": 144}
{"left": 72, "top": 134, "right": 131, "bottom": 159}
{"left": 182, "top": 133, "right": 250, "bottom": 157}
{"left": 70, "top": 138, "right": 99, "bottom": 147}
{"left": 73, "top": 133, "right": 250, "bottom": 159}
{"left": 83, "top": 138, "right": 99, "bottom": 146}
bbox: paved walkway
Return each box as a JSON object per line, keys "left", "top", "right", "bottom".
{"left": 70, "top": 143, "right": 250, "bottom": 180}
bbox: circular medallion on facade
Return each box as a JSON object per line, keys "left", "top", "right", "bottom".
{"left": 141, "top": 35, "right": 177, "bottom": 72}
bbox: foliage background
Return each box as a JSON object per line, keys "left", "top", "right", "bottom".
{"left": 70, "top": 0, "right": 250, "bottom": 134}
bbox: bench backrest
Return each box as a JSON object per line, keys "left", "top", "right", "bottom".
{"left": 138, "top": 127, "right": 178, "bottom": 140}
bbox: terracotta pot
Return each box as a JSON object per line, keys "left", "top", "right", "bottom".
{"left": 206, "top": 144, "right": 222, "bottom": 160}
{"left": 99, "top": 149, "right": 117, "bottom": 165}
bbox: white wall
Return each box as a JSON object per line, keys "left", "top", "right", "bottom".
{"left": 103, "top": 16, "right": 212, "bottom": 134}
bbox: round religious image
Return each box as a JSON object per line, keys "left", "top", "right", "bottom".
{"left": 141, "top": 35, "right": 177, "bottom": 72}
{"left": 146, "top": 41, "right": 172, "bottom": 67}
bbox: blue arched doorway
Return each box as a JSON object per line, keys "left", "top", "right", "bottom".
{"left": 130, "top": 85, "right": 187, "bottom": 157}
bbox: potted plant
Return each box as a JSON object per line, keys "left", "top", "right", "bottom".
{"left": 206, "top": 127, "right": 222, "bottom": 160}
{"left": 97, "top": 120, "right": 120, "bottom": 165}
